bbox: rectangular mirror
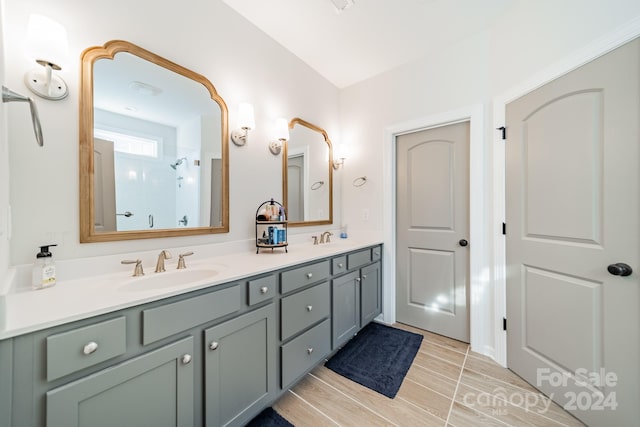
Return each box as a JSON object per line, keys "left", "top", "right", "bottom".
{"left": 80, "top": 40, "right": 229, "bottom": 242}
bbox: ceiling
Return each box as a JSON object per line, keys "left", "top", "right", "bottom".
{"left": 222, "top": 0, "right": 513, "bottom": 88}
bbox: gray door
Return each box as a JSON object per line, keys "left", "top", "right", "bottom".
{"left": 396, "top": 121, "right": 470, "bottom": 342}
{"left": 506, "top": 38, "right": 639, "bottom": 426}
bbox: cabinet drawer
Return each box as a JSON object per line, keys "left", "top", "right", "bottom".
{"left": 281, "top": 281, "right": 330, "bottom": 341}
{"left": 332, "top": 256, "right": 347, "bottom": 275}
{"left": 371, "top": 246, "right": 382, "bottom": 262}
{"left": 248, "top": 275, "right": 276, "bottom": 306}
{"left": 142, "top": 284, "right": 241, "bottom": 345}
{"left": 46, "top": 317, "right": 126, "bottom": 381}
{"left": 281, "top": 260, "right": 330, "bottom": 294}
{"left": 347, "top": 249, "right": 371, "bottom": 270}
{"left": 281, "top": 319, "right": 331, "bottom": 388}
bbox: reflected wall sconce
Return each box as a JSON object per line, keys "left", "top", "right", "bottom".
{"left": 269, "top": 117, "right": 289, "bottom": 155}
{"left": 333, "top": 143, "right": 349, "bottom": 170}
{"left": 230, "top": 102, "right": 255, "bottom": 146}
{"left": 24, "top": 14, "right": 69, "bottom": 100}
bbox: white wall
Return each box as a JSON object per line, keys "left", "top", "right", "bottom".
{"left": 2, "top": 0, "right": 341, "bottom": 266}
{"left": 339, "top": 0, "right": 640, "bottom": 357}
{"left": 0, "top": 1, "right": 10, "bottom": 287}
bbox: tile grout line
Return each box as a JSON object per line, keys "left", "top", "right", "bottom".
{"left": 462, "top": 364, "right": 553, "bottom": 398}
{"left": 417, "top": 349, "right": 467, "bottom": 370}
{"left": 404, "top": 376, "right": 457, "bottom": 401}
{"left": 446, "top": 344, "right": 470, "bottom": 425}
{"left": 411, "top": 361, "right": 462, "bottom": 385}
{"left": 287, "top": 388, "right": 343, "bottom": 427}
{"left": 307, "top": 371, "right": 401, "bottom": 427}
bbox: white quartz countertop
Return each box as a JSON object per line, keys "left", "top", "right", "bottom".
{"left": 0, "top": 237, "right": 382, "bottom": 340}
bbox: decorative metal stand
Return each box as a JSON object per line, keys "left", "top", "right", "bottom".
{"left": 255, "top": 199, "right": 288, "bottom": 254}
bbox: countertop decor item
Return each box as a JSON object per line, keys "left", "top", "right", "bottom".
{"left": 255, "top": 199, "right": 288, "bottom": 253}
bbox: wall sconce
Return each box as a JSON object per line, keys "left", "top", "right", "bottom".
{"left": 24, "top": 14, "right": 69, "bottom": 100}
{"left": 269, "top": 118, "right": 289, "bottom": 155}
{"left": 230, "top": 102, "right": 255, "bottom": 146}
{"left": 333, "top": 143, "right": 349, "bottom": 170}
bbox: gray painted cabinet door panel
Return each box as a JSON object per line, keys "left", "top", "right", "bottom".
{"left": 46, "top": 336, "right": 194, "bottom": 427}
{"left": 360, "top": 262, "right": 381, "bottom": 326}
{"left": 332, "top": 271, "right": 360, "bottom": 349}
{"left": 204, "top": 304, "right": 276, "bottom": 427}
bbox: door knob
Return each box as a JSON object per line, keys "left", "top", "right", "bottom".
{"left": 607, "top": 263, "right": 632, "bottom": 276}
{"left": 459, "top": 239, "right": 468, "bottom": 247}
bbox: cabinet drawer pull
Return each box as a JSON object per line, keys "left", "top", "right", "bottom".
{"left": 181, "top": 354, "right": 192, "bottom": 365}
{"left": 306, "top": 273, "right": 313, "bottom": 279}
{"left": 363, "top": 275, "right": 367, "bottom": 280}
{"left": 355, "top": 278, "right": 361, "bottom": 283}
{"left": 307, "top": 347, "right": 314, "bottom": 355}
{"left": 83, "top": 341, "right": 99, "bottom": 355}
{"left": 338, "top": 263, "right": 344, "bottom": 268}
{"left": 374, "top": 251, "right": 380, "bottom": 256}
{"left": 260, "top": 286, "right": 269, "bottom": 294}
{"left": 209, "top": 341, "right": 219, "bottom": 351}
{"left": 306, "top": 305, "right": 313, "bottom": 312}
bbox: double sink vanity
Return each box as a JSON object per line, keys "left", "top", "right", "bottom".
{"left": 0, "top": 239, "right": 383, "bottom": 427}
{"left": 0, "top": 37, "right": 372, "bottom": 427}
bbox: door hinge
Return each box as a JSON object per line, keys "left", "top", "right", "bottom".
{"left": 503, "top": 317, "right": 507, "bottom": 331}
{"left": 502, "top": 222, "right": 506, "bottom": 235}
{"left": 497, "top": 126, "right": 506, "bottom": 140}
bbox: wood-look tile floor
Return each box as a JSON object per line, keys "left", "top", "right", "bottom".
{"left": 273, "top": 323, "right": 585, "bottom": 427}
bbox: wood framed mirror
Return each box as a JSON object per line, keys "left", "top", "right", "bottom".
{"left": 282, "top": 118, "right": 333, "bottom": 227}
{"left": 79, "top": 40, "right": 229, "bottom": 242}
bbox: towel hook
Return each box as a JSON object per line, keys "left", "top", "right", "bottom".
{"left": 2, "top": 86, "right": 44, "bottom": 147}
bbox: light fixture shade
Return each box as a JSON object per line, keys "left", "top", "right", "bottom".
{"left": 274, "top": 118, "right": 289, "bottom": 141}
{"left": 238, "top": 102, "right": 255, "bottom": 130}
{"left": 26, "top": 14, "right": 69, "bottom": 69}
{"left": 335, "top": 143, "right": 350, "bottom": 160}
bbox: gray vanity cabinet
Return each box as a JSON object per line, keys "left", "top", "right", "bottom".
{"left": 360, "top": 261, "right": 382, "bottom": 326}
{"left": 204, "top": 303, "right": 276, "bottom": 427}
{"left": 0, "top": 244, "right": 382, "bottom": 427}
{"left": 46, "top": 336, "right": 194, "bottom": 427}
{"left": 331, "top": 270, "right": 360, "bottom": 348}
{"left": 331, "top": 246, "right": 383, "bottom": 349}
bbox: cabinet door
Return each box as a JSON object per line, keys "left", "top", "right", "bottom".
{"left": 332, "top": 271, "right": 360, "bottom": 349}
{"left": 204, "top": 304, "right": 276, "bottom": 427}
{"left": 361, "top": 262, "right": 382, "bottom": 326}
{"left": 46, "top": 336, "right": 194, "bottom": 427}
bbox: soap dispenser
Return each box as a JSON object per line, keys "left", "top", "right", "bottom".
{"left": 32, "top": 244, "right": 58, "bottom": 290}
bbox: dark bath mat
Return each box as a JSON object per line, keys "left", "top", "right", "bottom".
{"left": 325, "top": 322, "right": 423, "bottom": 398}
{"left": 245, "top": 407, "right": 294, "bottom": 427}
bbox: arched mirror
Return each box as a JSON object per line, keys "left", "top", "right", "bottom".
{"left": 79, "top": 40, "right": 229, "bottom": 242}
{"left": 282, "top": 118, "right": 333, "bottom": 227}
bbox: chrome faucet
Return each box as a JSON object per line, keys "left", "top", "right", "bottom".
{"left": 320, "top": 231, "right": 333, "bottom": 244}
{"left": 155, "top": 250, "right": 173, "bottom": 273}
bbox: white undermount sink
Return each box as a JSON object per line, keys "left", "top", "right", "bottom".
{"left": 118, "top": 268, "right": 220, "bottom": 292}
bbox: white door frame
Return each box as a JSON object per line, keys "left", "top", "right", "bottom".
{"left": 383, "top": 104, "right": 489, "bottom": 355}
{"left": 492, "top": 16, "right": 640, "bottom": 367}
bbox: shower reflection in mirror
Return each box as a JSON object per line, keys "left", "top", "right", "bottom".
{"left": 93, "top": 124, "right": 204, "bottom": 232}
